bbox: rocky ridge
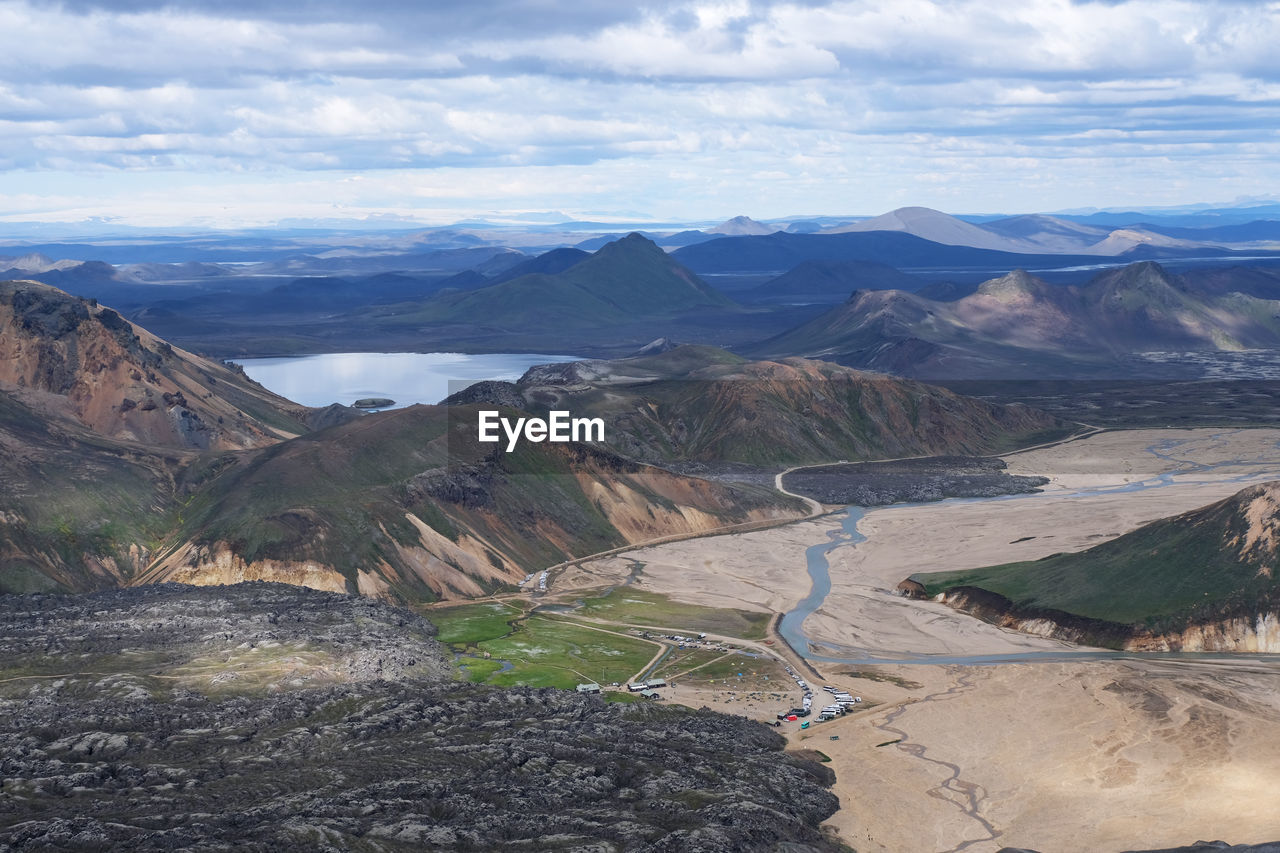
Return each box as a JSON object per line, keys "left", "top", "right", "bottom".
{"left": 0, "top": 279, "right": 310, "bottom": 450}
{"left": 0, "top": 583, "right": 842, "bottom": 852}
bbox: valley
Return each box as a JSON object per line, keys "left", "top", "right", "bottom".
{"left": 9, "top": 267, "right": 1280, "bottom": 849}
{"left": 539, "top": 427, "right": 1280, "bottom": 851}
{"left": 11, "top": 2, "right": 1280, "bottom": 848}
{"left": 8, "top": 226, "right": 1280, "bottom": 852}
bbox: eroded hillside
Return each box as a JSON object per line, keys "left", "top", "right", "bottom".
{"left": 755, "top": 261, "right": 1280, "bottom": 378}
{"left": 0, "top": 280, "right": 310, "bottom": 450}
{"left": 135, "top": 403, "right": 805, "bottom": 601}
{"left": 449, "top": 345, "right": 1071, "bottom": 465}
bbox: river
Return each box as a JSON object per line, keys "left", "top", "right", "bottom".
{"left": 777, "top": 431, "right": 1280, "bottom": 666}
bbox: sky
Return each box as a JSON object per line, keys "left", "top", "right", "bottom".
{"left": 0, "top": 0, "right": 1277, "bottom": 227}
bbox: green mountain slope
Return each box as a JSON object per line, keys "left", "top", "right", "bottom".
{"left": 0, "top": 392, "right": 176, "bottom": 593}
{"left": 372, "top": 232, "right": 737, "bottom": 329}
{"left": 913, "top": 481, "right": 1280, "bottom": 642}
{"left": 135, "top": 402, "right": 804, "bottom": 601}
{"left": 451, "top": 345, "right": 1072, "bottom": 466}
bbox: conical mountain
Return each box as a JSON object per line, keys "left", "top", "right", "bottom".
{"left": 707, "top": 215, "right": 777, "bottom": 236}
{"left": 973, "top": 268, "right": 1057, "bottom": 302}
{"left": 408, "top": 233, "right": 735, "bottom": 329}
{"left": 822, "top": 206, "right": 1033, "bottom": 252}
{"left": 1081, "top": 261, "right": 1243, "bottom": 350}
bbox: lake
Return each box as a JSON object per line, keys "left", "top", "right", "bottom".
{"left": 231, "top": 351, "right": 578, "bottom": 409}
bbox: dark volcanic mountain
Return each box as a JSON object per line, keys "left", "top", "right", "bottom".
{"left": 670, "top": 229, "right": 1112, "bottom": 275}
{"left": 486, "top": 245, "right": 590, "bottom": 283}
{"left": 383, "top": 232, "right": 736, "bottom": 329}
{"left": 754, "top": 262, "right": 1280, "bottom": 378}
{"left": 912, "top": 481, "right": 1280, "bottom": 650}
{"left": 751, "top": 259, "right": 928, "bottom": 302}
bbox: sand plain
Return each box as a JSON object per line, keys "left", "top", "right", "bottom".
{"left": 561, "top": 428, "right": 1280, "bottom": 851}
{"left": 811, "top": 658, "right": 1280, "bottom": 853}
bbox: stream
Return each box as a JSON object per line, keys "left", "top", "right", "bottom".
{"left": 777, "top": 431, "right": 1280, "bottom": 666}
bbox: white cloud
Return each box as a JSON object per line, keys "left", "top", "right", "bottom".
{"left": 0, "top": 0, "right": 1275, "bottom": 221}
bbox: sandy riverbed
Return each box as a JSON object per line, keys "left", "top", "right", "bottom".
{"left": 807, "top": 427, "right": 1280, "bottom": 658}
{"left": 567, "top": 428, "right": 1280, "bottom": 661}
{"left": 806, "top": 658, "right": 1280, "bottom": 853}
{"left": 557, "top": 519, "right": 826, "bottom": 616}
{"left": 560, "top": 427, "right": 1280, "bottom": 851}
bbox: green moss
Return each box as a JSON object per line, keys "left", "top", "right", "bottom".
{"left": 475, "top": 616, "right": 654, "bottom": 690}
{"left": 430, "top": 602, "right": 523, "bottom": 646}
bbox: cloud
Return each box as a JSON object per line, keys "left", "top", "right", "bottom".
{"left": 0, "top": 0, "right": 1276, "bottom": 221}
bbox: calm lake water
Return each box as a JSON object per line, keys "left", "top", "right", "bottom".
{"left": 232, "top": 352, "right": 577, "bottom": 409}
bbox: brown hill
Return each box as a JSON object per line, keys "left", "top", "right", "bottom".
{"left": 0, "top": 280, "right": 309, "bottom": 450}
{"left": 0, "top": 288, "right": 805, "bottom": 600}
{"left": 13, "top": 401, "right": 803, "bottom": 601}
{"left": 754, "top": 262, "right": 1280, "bottom": 378}
{"left": 452, "top": 346, "right": 1070, "bottom": 465}
{"left": 1, "top": 289, "right": 1063, "bottom": 603}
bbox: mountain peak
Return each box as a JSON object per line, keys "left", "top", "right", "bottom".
{"left": 707, "top": 216, "right": 777, "bottom": 236}
{"left": 822, "top": 207, "right": 1024, "bottom": 251}
{"left": 1091, "top": 260, "right": 1181, "bottom": 296}
{"left": 974, "top": 269, "right": 1050, "bottom": 301}
{"left": 3, "top": 253, "right": 81, "bottom": 274}
{"left": 610, "top": 231, "right": 664, "bottom": 251}
{"left": 0, "top": 280, "right": 305, "bottom": 450}
{"left": 635, "top": 336, "right": 680, "bottom": 355}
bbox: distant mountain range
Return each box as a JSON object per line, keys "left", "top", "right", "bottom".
{"left": 671, "top": 229, "right": 1134, "bottom": 275}
{"left": 818, "top": 206, "right": 1236, "bottom": 255}
{"left": 360, "top": 232, "right": 738, "bottom": 331}
{"left": 0, "top": 282, "right": 1073, "bottom": 598}
{"left": 5, "top": 206, "right": 1279, "bottom": 371}
{"left": 673, "top": 207, "right": 1280, "bottom": 275}
{"left": 753, "top": 262, "right": 1280, "bottom": 378}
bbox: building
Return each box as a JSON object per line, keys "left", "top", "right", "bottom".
{"left": 575, "top": 683, "right": 601, "bottom": 694}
